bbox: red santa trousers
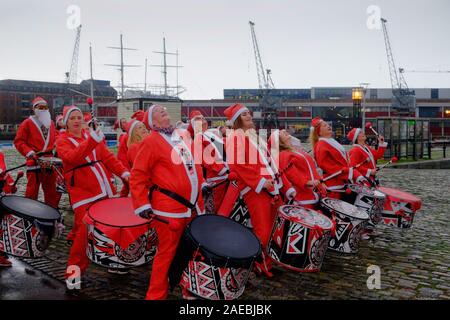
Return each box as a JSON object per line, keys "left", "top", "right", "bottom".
{"left": 25, "top": 170, "right": 60, "bottom": 209}
{"left": 145, "top": 217, "right": 190, "bottom": 300}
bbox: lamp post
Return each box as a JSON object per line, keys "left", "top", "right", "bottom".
{"left": 359, "top": 83, "right": 370, "bottom": 128}
{"left": 352, "top": 87, "right": 363, "bottom": 128}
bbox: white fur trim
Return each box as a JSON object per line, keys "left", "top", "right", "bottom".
{"left": 379, "top": 142, "right": 388, "bottom": 147}
{"left": 352, "top": 128, "right": 361, "bottom": 144}
{"left": 366, "top": 169, "right": 372, "bottom": 178}
{"left": 255, "top": 177, "right": 266, "bottom": 194}
{"left": 134, "top": 204, "right": 152, "bottom": 216}
{"left": 90, "top": 130, "right": 103, "bottom": 143}
{"left": 286, "top": 187, "right": 296, "bottom": 200}
{"left": 147, "top": 105, "right": 156, "bottom": 129}
{"left": 230, "top": 107, "right": 249, "bottom": 124}
{"left": 348, "top": 167, "right": 354, "bottom": 182}
{"left": 121, "top": 171, "right": 130, "bottom": 179}
{"left": 240, "top": 186, "right": 251, "bottom": 196}
{"left": 356, "top": 175, "right": 366, "bottom": 183}
{"left": 26, "top": 150, "right": 36, "bottom": 158}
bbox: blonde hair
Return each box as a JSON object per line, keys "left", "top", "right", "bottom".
{"left": 309, "top": 129, "right": 319, "bottom": 149}
{"left": 127, "top": 122, "right": 146, "bottom": 148}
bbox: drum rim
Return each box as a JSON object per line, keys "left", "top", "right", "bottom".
{"left": 0, "top": 195, "right": 61, "bottom": 221}
{"left": 86, "top": 197, "right": 152, "bottom": 228}
{"left": 278, "top": 205, "right": 333, "bottom": 230}
{"left": 320, "top": 197, "right": 369, "bottom": 221}
{"left": 186, "top": 214, "right": 262, "bottom": 262}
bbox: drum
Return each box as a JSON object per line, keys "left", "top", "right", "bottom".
{"left": 268, "top": 205, "right": 334, "bottom": 272}
{"left": 84, "top": 197, "right": 157, "bottom": 269}
{"left": 37, "top": 156, "right": 67, "bottom": 193}
{"left": 229, "top": 195, "right": 253, "bottom": 228}
{"left": 341, "top": 184, "right": 386, "bottom": 225}
{"left": 0, "top": 195, "right": 60, "bottom": 258}
{"left": 377, "top": 187, "right": 422, "bottom": 229}
{"left": 320, "top": 198, "right": 369, "bottom": 254}
{"left": 179, "top": 215, "right": 261, "bottom": 300}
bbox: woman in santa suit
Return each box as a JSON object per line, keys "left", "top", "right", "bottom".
{"left": 56, "top": 106, "right": 130, "bottom": 282}
{"left": 310, "top": 117, "right": 368, "bottom": 198}
{"left": 347, "top": 127, "right": 387, "bottom": 186}
{"left": 126, "top": 119, "right": 149, "bottom": 171}
{"left": 224, "top": 103, "right": 295, "bottom": 278}
{"left": 130, "top": 104, "right": 206, "bottom": 300}
{"left": 187, "top": 110, "right": 229, "bottom": 213}
{"left": 270, "top": 129, "right": 327, "bottom": 209}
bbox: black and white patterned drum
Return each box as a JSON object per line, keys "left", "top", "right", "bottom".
{"left": 342, "top": 184, "right": 385, "bottom": 225}
{"left": 229, "top": 196, "right": 252, "bottom": 229}
{"left": 320, "top": 198, "right": 369, "bottom": 254}
{"left": 268, "top": 205, "right": 333, "bottom": 272}
{"left": 0, "top": 195, "right": 61, "bottom": 258}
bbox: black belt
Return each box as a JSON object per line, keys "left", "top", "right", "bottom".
{"left": 149, "top": 185, "right": 199, "bottom": 210}
{"left": 66, "top": 160, "right": 101, "bottom": 186}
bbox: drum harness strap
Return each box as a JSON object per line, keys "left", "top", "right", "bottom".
{"left": 149, "top": 185, "right": 199, "bottom": 212}
{"left": 66, "top": 160, "right": 102, "bottom": 187}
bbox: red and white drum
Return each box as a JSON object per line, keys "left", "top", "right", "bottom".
{"left": 268, "top": 205, "right": 334, "bottom": 272}
{"left": 0, "top": 195, "right": 61, "bottom": 258}
{"left": 377, "top": 187, "right": 422, "bottom": 229}
{"left": 84, "top": 197, "right": 157, "bottom": 269}
{"left": 320, "top": 198, "right": 369, "bottom": 254}
{"left": 342, "top": 184, "right": 386, "bottom": 225}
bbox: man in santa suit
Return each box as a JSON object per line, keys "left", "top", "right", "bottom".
{"left": 223, "top": 103, "right": 295, "bottom": 277}
{"left": 347, "top": 127, "right": 387, "bottom": 186}
{"left": 56, "top": 105, "right": 130, "bottom": 283}
{"left": 187, "top": 110, "right": 229, "bottom": 213}
{"left": 130, "top": 104, "right": 206, "bottom": 300}
{"left": 13, "top": 96, "right": 60, "bottom": 208}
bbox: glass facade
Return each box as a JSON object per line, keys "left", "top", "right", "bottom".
{"left": 419, "top": 107, "right": 440, "bottom": 118}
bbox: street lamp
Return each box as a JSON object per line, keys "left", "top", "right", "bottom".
{"left": 352, "top": 87, "right": 363, "bottom": 128}
{"left": 359, "top": 83, "right": 370, "bottom": 128}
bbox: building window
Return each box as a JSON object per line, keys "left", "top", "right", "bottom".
{"left": 431, "top": 89, "right": 439, "bottom": 99}
{"left": 419, "top": 107, "right": 440, "bottom": 118}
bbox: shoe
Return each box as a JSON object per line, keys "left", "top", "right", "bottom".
{"left": 0, "top": 255, "right": 12, "bottom": 267}
{"left": 107, "top": 268, "right": 129, "bottom": 275}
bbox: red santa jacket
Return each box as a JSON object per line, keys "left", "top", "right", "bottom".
{"left": 314, "top": 137, "right": 364, "bottom": 190}
{"left": 117, "top": 133, "right": 129, "bottom": 170}
{"left": 349, "top": 142, "right": 387, "bottom": 178}
{"left": 278, "top": 149, "right": 322, "bottom": 206}
{"left": 0, "top": 152, "right": 15, "bottom": 194}
{"left": 56, "top": 129, "right": 129, "bottom": 210}
{"left": 14, "top": 116, "right": 57, "bottom": 170}
{"left": 130, "top": 130, "right": 205, "bottom": 218}
{"left": 126, "top": 142, "right": 143, "bottom": 169}
{"left": 225, "top": 130, "right": 291, "bottom": 198}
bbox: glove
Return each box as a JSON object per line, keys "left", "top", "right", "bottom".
{"left": 286, "top": 189, "right": 297, "bottom": 200}
{"left": 139, "top": 208, "right": 154, "bottom": 220}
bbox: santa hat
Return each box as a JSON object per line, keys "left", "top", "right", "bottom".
{"left": 223, "top": 104, "right": 249, "bottom": 125}
{"left": 126, "top": 119, "right": 141, "bottom": 135}
{"left": 347, "top": 128, "right": 362, "bottom": 144}
{"left": 32, "top": 96, "right": 47, "bottom": 108}
{"left": 131, "top": 110, "right": 145, "bottom": 122}
{"left": 143, "top": 104, "right": 163, "bottom": 130}
{"left": 62, "top": 105, "right": 81, "bottom": 125}
{"left": 310, "top": 117, "right": 324, "bottom": 135}
{"left": 55, "top": 115, "right": 63, "bottom": 123}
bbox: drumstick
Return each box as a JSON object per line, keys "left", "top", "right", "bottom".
{"left": 320, "top": 158, "right": 370, "bottom": 183}
{"left": 376, "top": 157, "right": 398, "bottom": 171}
{"left": 13, "top": 171, "right": 24, "bottom": 187}
{"left": 86, "top": 97, "right": 97, "bottom": 130}
{"left": 365, "top": 122, "right": 379, "bottom": 137}
{"left": 5, "top": 163, "right": 27, "bottom": 174}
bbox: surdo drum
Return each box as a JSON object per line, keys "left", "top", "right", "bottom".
{"left": 179, "top": 215, "right": 261, "bottom": 300}
{"left": 268, "top": 205, "right": 334, "bottom": 272}
{"left": 341, "top": 184, "right": 386, "bottom": 225}
{"left": 84, "top": 197, "right": 157, "bottom": 269}
{"left": 320, "top": 198, "right": 369, "bottom": 254}
{"left": 0, "top": 195, "right": 61, "bottom": 258}
{"left": 377, "top": 187, "right": 422, "bottom": 229}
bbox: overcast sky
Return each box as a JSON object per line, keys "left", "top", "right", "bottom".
{"left": 0, "top": 0, "right": 449, "bottom": 99}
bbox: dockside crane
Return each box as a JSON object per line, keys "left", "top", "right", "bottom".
{"left": 249, "top": 21, "right": 280, "bottom": 129}
{"left": 400, "top": 69, "right": 450, "bottom": 74}
{"left": 66, "top": 25, "right": 82, "bottom": 84}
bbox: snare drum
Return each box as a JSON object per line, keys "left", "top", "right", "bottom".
{"left": 268, "top": 205, "right": 333, "bottom": 272}
{"left": 0, "top": 195, "right": 60, "bottom": 258}
{"left": 320, "top": 198, "right": 369, "bottom": 254}
{"left": 179, "top": 215, "right": 261, "bottom": 300}
{"left": 377, "top": 187, "right": 422, "bottom": 229}
{"left": 37, "top": 156, "right": 63, "bottom": 170}
{"left": 84, "top": 197, "right": 157, "bottom": 269}
{"left": 341, "top": 184, "right": 385, "bottom": 225}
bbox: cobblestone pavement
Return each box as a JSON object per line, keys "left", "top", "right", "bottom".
{"left": 1, "top": 149, "right": 449, "bottom": 300}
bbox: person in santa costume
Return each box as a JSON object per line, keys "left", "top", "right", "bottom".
{"left": 223, "top": 103, "right": 295, "bottom": 278}
{"left": 55, "top": 115, "right": 65, "bottom": 134}
{"left": 13, "top": 96, "right": 60, "bottom": 209}
{"left": 126, "top": 119, "right": 149, "bottom": 173}
{"left": 56, "top": 105, "right": 130, "bottom": 283}
{"left": 310, "top": 117, "right": 368, "bottom": 198}
{"left": 130, "top": 104, "right": 206, "bottom": 300}
{"left": 347, "top": 127, "right": 387, "bottom": 186}
{"left": 270, "top": 129, "right": 327, "bottom": 209}
{"left": 187, "top": 110, "right": 229, "bottom": 213}
{"left": 0, "top": 151, "right": 19, "bottom": 267}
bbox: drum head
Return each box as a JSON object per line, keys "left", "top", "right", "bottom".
{"left": 278, "top": 205, "right": 333, "bottom": 230}
{"left": 187, "top": 215, "right": 261, "bottom": 264}
{"left": 0, "top": 195, "right": 60, "bottom": 221}
{"left": 321, "top": 198, "right": 369, "bottom": 220}
{"left": 87, "top": 197, "right": 148, "bottom": 227}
